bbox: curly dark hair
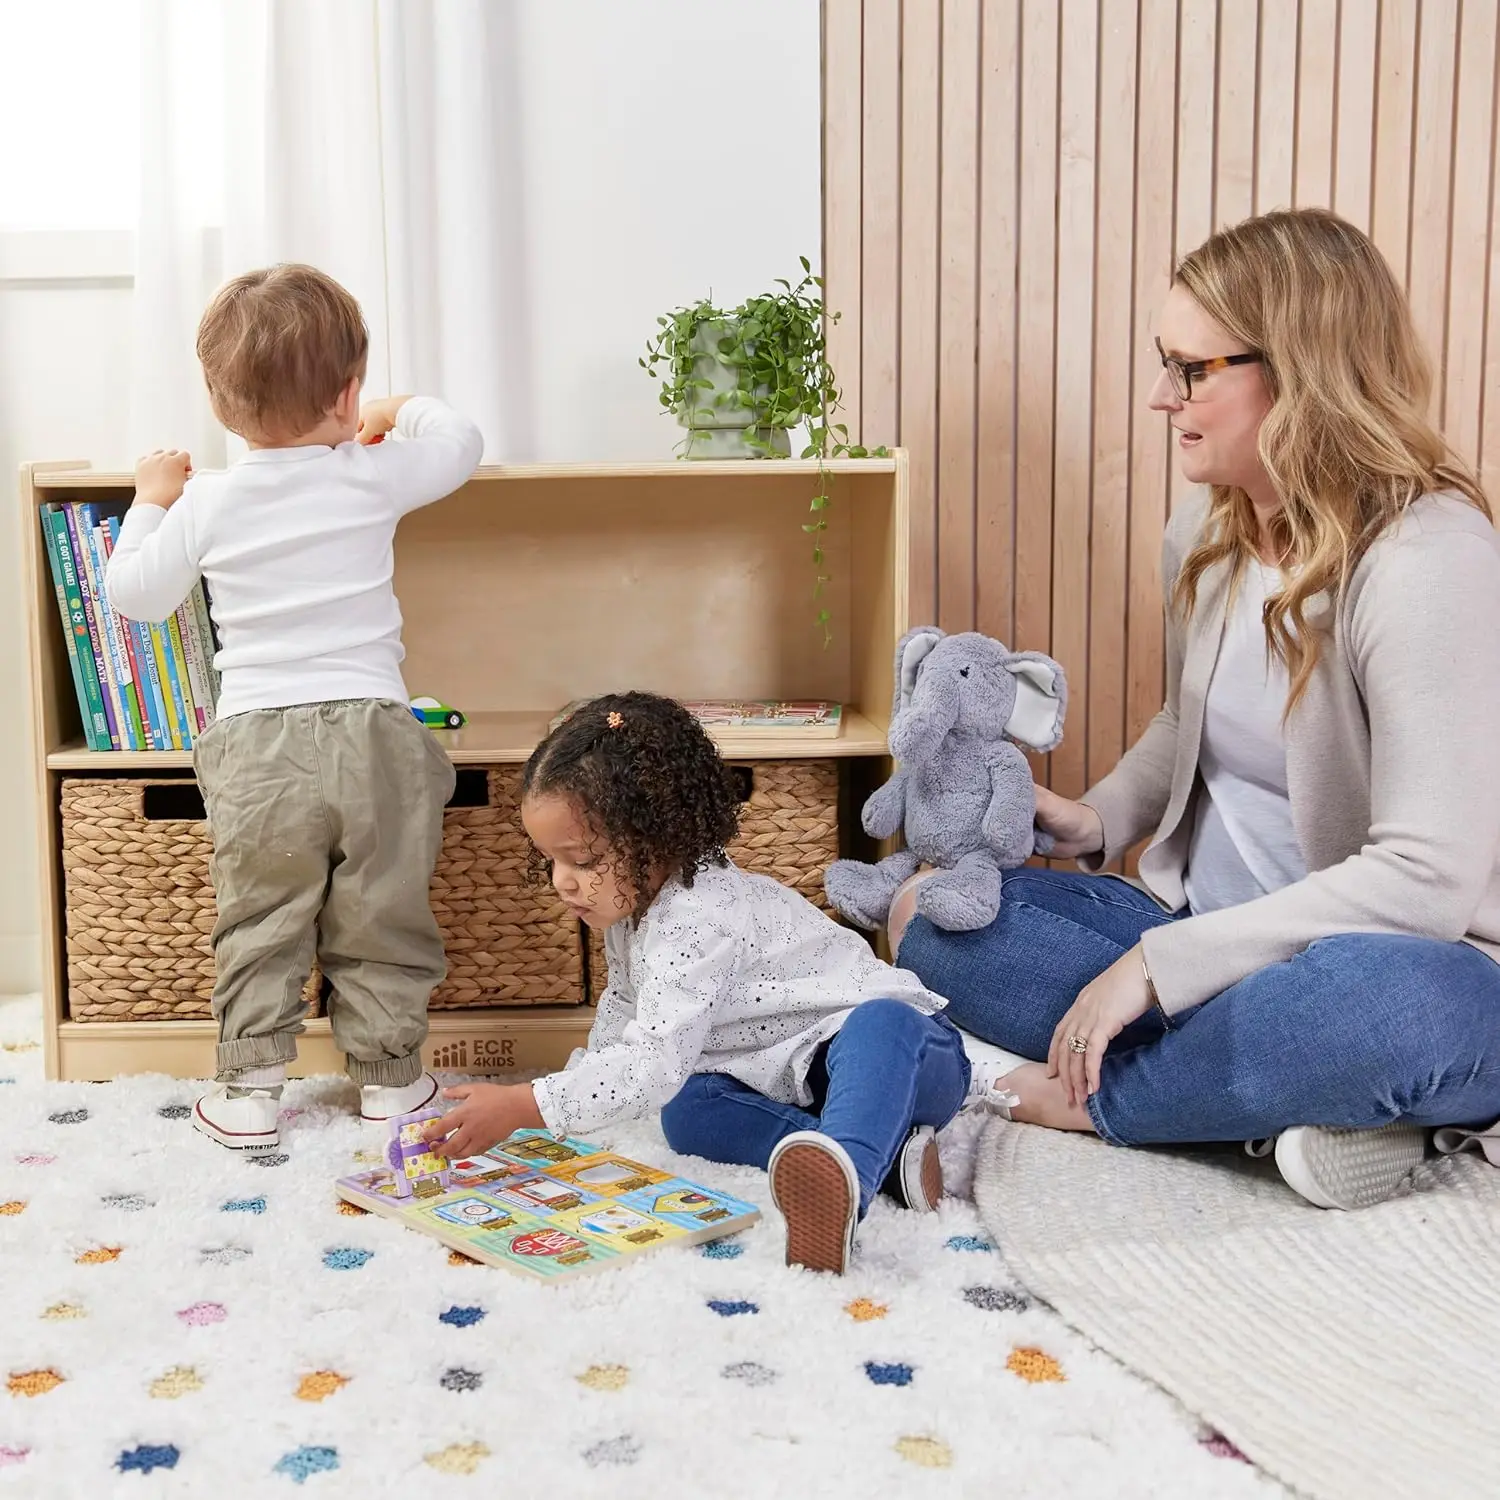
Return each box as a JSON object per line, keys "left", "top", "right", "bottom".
{"left": 520, "top": 691, "right": 741, "bottom": 918}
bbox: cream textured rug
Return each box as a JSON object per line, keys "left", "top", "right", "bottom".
{"left": 973, "top": 1118, "right": 1500, "bottom": 1500}
{"left": 0, "top": 998, "right": 1287, "bottom": 1499}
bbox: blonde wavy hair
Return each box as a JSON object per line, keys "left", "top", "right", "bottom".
{"left": 1171, "top": 208, "right": 1489, "bottom": 711}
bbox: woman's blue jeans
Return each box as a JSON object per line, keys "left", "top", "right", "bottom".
{"left": 660, "top": 999, "right": 970, "bottom": 1215}
{"left": 897, "top": 867, "right": 1500, "bottom": 1145}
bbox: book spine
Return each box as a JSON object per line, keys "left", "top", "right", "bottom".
{"left": 105, "top": 515, "right": 167, "bottom": 750}
{"left": 162, "top": 610, "right": 195, "bottom": 748}
{"left": 188, "top": 584, "right": 219, "bottom": 723}
{"left": 175, "top": 600, "right": 209, "bottom": 732}
{"left": 147, "top": 622, "right": 186, "bottom": 750}
{"left": 81, "top": 506, "right": 144, "bottom": 751}
{"left": 63, "top": 504, "right": 119, "bottom": 749}
{"left": 40, "top": 506, "right": 102, "bottom": 751}
{"left": 95, "top": 516, "right": 151, "bottom": 751}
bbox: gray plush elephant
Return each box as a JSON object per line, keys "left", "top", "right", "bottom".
{"left": 824, "top": 627, "right": 1067, "bottom": 933}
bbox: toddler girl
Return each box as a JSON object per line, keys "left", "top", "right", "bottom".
{"left": 425, "top": 691, "right": 972, "bottom": 1274}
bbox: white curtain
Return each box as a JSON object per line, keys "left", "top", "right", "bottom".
{"left": 129, "top": 0, "right": 529, "bottom": 466}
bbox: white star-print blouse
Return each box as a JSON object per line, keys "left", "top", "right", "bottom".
{"left": 530, "top": 860, "right": 947, "bottom": 1138}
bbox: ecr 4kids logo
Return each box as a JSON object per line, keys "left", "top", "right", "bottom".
{"left": 429, "top": 1038, "right": 516, "bottom": 1072}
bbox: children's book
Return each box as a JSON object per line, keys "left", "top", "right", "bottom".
{"left": 550, "top": 698, "right": 844, "bottom": 741}
{"left": 335, "top": 1128, "right": 760, "bottom": 1281}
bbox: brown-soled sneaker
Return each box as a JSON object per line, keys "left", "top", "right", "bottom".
{"left": 892, "top": 1125, "right": 944, "bottom": 1212}
{"left": 768, "top": 1130, "right": 860, "bottom": 1275}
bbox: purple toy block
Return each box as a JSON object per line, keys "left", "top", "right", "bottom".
{"left": 385, "top": 1105, "right": 453, "bottom": 1200}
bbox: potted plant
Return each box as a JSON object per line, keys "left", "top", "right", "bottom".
{"left": 642, "top": 259, "right": 886, "bottom": 642}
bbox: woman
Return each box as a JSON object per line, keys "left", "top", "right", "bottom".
{"left": 893, "top": 208, "right": 1500, "bottom": 1210}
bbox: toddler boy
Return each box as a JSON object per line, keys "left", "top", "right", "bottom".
{"left": 107, "top": 263, "right": 483, "bottom": 1152}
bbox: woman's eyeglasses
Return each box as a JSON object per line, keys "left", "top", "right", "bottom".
{"left": 1155, "top": 336, "right": 1263, "bottom": 401}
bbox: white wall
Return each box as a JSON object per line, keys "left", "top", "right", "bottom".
{"left": 0, "top": 0, "right": 821, "bottom": 993}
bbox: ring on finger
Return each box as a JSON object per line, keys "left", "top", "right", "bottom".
{"left": 1067, "top": 1034, "right": 1089, "bottom": 1054}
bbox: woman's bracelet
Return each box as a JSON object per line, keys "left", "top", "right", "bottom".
{"left": 1140, "top": 947, "right": 1167, "bottom": 1022}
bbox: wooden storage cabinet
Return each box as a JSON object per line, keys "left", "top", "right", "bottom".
{"left": 21, "top": 457, "right": 910, "bottom": 1080}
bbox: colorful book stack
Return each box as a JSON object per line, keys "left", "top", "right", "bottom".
{"left": 39, "top": 502, "right": 220, "bottom": 751}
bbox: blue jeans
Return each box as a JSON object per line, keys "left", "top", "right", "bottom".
{"left": 660, "top": 999, "right": 971, "bottom": 1215}
{"left": 897, "top": 867, "right": 1500, "bottom": 1146}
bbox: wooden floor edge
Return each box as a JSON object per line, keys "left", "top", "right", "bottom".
{"left": 53, "top": 1007, "right": 595, "bottom": 1082}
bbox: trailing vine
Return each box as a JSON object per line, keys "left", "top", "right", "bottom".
{"left": 641, "top": 257, "right": 888, "bottom": 644}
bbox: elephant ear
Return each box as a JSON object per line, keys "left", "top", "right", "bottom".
{"left": 891, "top": 626, "right": 945, "bottom": 719}
{"left": 1004, "top": 651, "right": 1067, "bottom": 751}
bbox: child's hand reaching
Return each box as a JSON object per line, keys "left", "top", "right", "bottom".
{"left": 422, "top": 1082, "right": 545, "bottom": 1158}
{"left": 356, "top": 394, "right": 412, "bottom": 445}
{"left": 134, "top": 449, "right": 193, "bottom": 509}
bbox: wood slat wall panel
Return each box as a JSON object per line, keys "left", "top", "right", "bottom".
{"left": 823, "top": 0, "right": 1500, "bottom": 805}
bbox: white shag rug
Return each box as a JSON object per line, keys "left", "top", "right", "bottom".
{"left": 0, "top": 997, "right": 1284, "bottom": 1499}
{"left": 974, "top": 1116, "right": 1500, "bottom": 1500}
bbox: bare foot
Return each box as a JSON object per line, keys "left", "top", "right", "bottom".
{"left": 994, "top": 1062, "right": 1095, "bottom": 1133}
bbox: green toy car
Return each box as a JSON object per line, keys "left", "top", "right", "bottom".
{"left": 410, "top": 696, "right": 466, "bottom": 730}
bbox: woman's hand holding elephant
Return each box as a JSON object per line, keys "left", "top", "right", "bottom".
{"left": 1033, "top": 785, "right": 1105, "bottom": 860}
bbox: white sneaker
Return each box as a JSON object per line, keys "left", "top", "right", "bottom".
{"left": 1433, "top": 1119, "right": 1500, "bottom": 1167}
{"left": 360, "top": 1071, "right": 438, "bottom": 1123}
{"left": 1274, "top": 1123, "right": 1428, "bottom": 1209}
{"left": 192, "top": 1083, "right": 281, "bottom": 1153}
{"left": 889, "top": 1125, "right": 944, "bottom": 1212}
{"left": 965, "top": 1057, "right": 1023, "bottom": 1118}
{"left": 768, "top": 1131, "right": 860, "bottom": 1275}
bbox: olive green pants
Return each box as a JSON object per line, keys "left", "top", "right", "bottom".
{"left": 194, "top": 699, "right": 456, "bottom": 1086}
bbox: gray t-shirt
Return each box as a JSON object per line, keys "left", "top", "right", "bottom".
{"left": 1184, "top": 560, "right": 1308, "bottom": 915}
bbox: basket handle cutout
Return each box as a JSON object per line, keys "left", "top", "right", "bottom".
{"left": 142, "top": 783, "right": 207, "bottom": 821}
{"left": 447, "top": 769, "right": 492, "bottom": 809}
{"left": 729, "top": 766, "right": 754, "bottom": 803}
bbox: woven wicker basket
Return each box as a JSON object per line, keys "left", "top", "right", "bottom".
{"left": 587, "top": 758, "right": 840, "bottom": 1000}
{"left": 59, "top": 778, "right": 322, "bottom": 1022}
{"left": 429, "top": 766, "right": 584, "bottom": 1007}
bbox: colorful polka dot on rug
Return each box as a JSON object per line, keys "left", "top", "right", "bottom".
{"left": 706, "top": 1299, "right": 758, "bottom": 1317}
{"left": 273, "top": 1446, "right": 339, "bottom": 1485}
{"left": 0, "top": 1446, "right": 27, "bottom": 1468}
{"left": 41, "top": 1301, "right": 85, "bottom": 1321}
{"left": 864, "top": 1361, "right": 914, "bottom": 1387}
{"left": 721, "top": 1362, "right": 778, "bottom": 1387}
{"left": 845, "top": 1298, "right": 888, "bottom": 1322}
{"left": 48, "top": 1108, "right": 88, "bottom": 1124}
{"left": 576, "top": 1364, "right": 629, "bottom": 1392}
{"left": 295, "top": 1370, "right": 349, "bottom": 1402}
{"left": 424, "top": 1442, "right": 490, "bottom": 1475}
{"left": 335, "top": 1200, "right": 368, "bottom": 1216}
{"left": 251, "top": 1153, "right": 290, "bottom": 1168}
{"left": 117, "top": 1443, "right": 179, "bottom": 1474}
{"left": 176, "top": 1301, "right": 227, "bottom": 1327}
{"left": 200, "top": 1244, "right": 252, "bottom": 1266}
{"left": 945, "top": 1234, "right": 993, "bottom": 1252}
{"left": 438, "top": 1305, "right": 486, "bottom": 1328}
{"left": 0, "top": 1200, "right": 24, "bottom": 1215}
{"left": 322, "top": 1247, "right": 372, "bottom": 1270}
{"left": 16, "top": 1153, "right": 55, "bottom": 1166}
{"left": 352, "top": 1149, "right": 383, "bottom": 1164}
{"left": 1007, "top": 1346, "right": 1065, "bottom": 1383}
{"left": 895, "top": 1435, "right": 952, "bottom": 1468}
{"left": 101, "top": 1192, "right": 153, "bottom": 1212}
{"left": 439, "top": 1367, "right": 483, "bottom": 1393}
{"left": 222, "top": 1196, "right": 266, "bottom": 1214}
{"left": 1201, "top": 1431, "right": 1251, "bottom": 1462}
{"left": 582, "top": 1435, "right": 641, "bottom": 1467}
{"left": 7, "top": 1368, "right": 64, "bottom": 1398}
{"left": 964, "top": 1285, "right": 1030, "bottom": 1312}
{"left": 699, "top": 1238, "right": 743, "bottom": 1259}
{"left": 157, "top": 1104, "right": 191, "bottom": 1120}
{"left": 150, "top": 1366, "right": 204, "bottom": 1399}
{"left": 76, "top": 1245, "right": 122, "bottom": 1265}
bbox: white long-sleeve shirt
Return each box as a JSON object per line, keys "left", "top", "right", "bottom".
{"left": 104, "top": 398, "right": 484, "bottom": 718}
{"left": 531, "top": 861, "right": 948, "bottom": 1139}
